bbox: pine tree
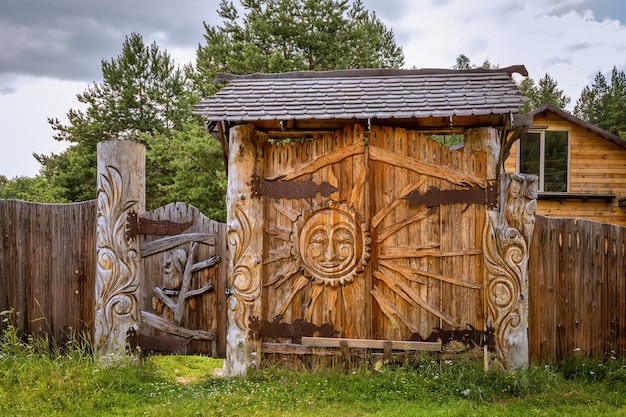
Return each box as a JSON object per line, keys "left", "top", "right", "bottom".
{"left": 193, "top": 0, "right": 404, "bottom": 96}
{"left": 37, "top": 33, "right": 196, "bottom": 204}
{"left": 519, "top": 73, "right": 570, "bottom": 113}
{"left": 574, "top": 67, "right": 626, "bottom": 137}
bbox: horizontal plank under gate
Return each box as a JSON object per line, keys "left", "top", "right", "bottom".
{"left": 301, "top": 337, "right": 442, "bottom": 352}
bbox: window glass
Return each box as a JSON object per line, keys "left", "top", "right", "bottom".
{"left": 543, "top": 131, "right": 568, "bottom": 192}
{"left": 518, "top": 130, "right": 568, "bottom": 192}
{"left": 519, "top": 132, "right": 540, "bottom": 177}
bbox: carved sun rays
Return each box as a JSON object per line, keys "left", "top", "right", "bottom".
{"left": 261, "top": 126, "right": 485, "bottom": 338}
{"left": 263, "top": 175, "right": 485, "bottom": 335}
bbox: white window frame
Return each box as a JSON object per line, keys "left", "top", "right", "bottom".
{"left": 517, "top": 129, "right": 570, "bottom": 193}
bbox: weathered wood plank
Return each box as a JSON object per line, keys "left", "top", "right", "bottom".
{"left": 379, "top": 247, "right": 481, "bottom": 258}
{"left": 369, "top": 145, "right": 486, "bottom": 188}
{"left": 265, "top": 141, "right": 365, "bottom": 181}
{"left": 301, "top": 336, "right": 441, "bottom": 351}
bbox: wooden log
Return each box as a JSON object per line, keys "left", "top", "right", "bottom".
{"left": 141, "top": 311, "right": 215, "bottom": 340}
{"left": 483, "top": 173, "right": 537, "bottom": 371}
{"left": 140, "top": 233, "right": 217, "bottom": 257}
{"left": 95, "top": 140, "right": 145, "bottom": 361}
{"left": 224, "top": 124, "right": 265, "bottom": 376}
{"left": 464, "top": 127, "right": 500, "bottom": 181}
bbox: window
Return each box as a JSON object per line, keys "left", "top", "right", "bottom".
{"left": 518, "top": 130, "right": 569, "bottom": 192}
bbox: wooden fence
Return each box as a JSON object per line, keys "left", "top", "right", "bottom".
{"left": 3, "top": 197, "right": 626, "bottom": 363}
{"left": 0, "top": 199, "right": 225, "bottom": 356}
{"left": 529, "top": 215, "right": 626, "bottom": 362}
{"left": 0, "top": 199, "right": 97, "bottom": 344}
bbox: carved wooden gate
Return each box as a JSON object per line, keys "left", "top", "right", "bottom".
{"left": 260, "top": 124, "right": 490, "bottom": 341}
{"left": 137, "top": 202, "right": 227, "bottom": 357}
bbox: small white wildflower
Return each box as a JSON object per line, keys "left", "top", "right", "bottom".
{"left": 461, "top": 389, "right": 471, "bottom": 397}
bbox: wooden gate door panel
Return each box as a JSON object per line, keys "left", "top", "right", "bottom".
{"left": 139, "top": 202, "right": 225, "bottom": 356}
{"left": 368, "top": 126, "right": 486, "bottom": 341}
{"left": 262, "top": 126, "right": 370, "bottom": 339}
{"left": 261, "top": 124, "right": 486, "bottom": 342}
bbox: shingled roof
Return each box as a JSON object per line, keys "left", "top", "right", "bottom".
{"left": 194, "top": 66, "right": 528, "bottom": 125}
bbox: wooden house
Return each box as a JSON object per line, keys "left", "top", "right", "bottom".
{"left": 195, "top": 66, "right": 537, "bottom": 373}
{"left": 504, "top": 104, "right": 626, "bottom": 226}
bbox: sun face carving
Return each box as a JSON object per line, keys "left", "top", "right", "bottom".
{"left": 292, "top": 201, "right": 370, "bottom": 286}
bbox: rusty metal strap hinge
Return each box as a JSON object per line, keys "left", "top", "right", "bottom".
{"left": 403, "top": 182, "right": 498, "bottom": 210}
{"left": 251, "top": 175, "right": 338, "bottom": 199}
{"left": 126, "top": 210, "right": 193, "bottom": 240}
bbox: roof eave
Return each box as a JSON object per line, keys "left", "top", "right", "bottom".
{"left": 530, "top": 104, "right": 626, "bottom": 148}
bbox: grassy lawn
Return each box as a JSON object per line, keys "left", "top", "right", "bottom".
{"left": 2, "top": 325, "right": 626, "bottom": 416}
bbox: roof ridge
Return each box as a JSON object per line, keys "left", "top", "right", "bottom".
{"left": 214, "top": 65, "right": 528, "bottom": 84}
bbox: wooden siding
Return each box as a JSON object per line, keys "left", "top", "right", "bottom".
{"left": 0, "top": 199, "right": 97, "bottom": 344}
{"left": 529, "top": 215, "right": 626, "bottom": 361}
{"left": 505, "top": 111, "right": 626, "bottom": 226}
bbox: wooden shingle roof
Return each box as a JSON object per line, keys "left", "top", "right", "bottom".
{"left": 194, "top": 66, "right": 528, "bottom": 125}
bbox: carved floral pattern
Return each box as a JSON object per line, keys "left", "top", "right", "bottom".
{"left": 95, "top": 166, "right": 139, "bottom": 354}
{"left": 228, "top": 202, "right": 260, "bottom": 331}
{"left": 483, "top": 173, "right": 537, "bottom": 370}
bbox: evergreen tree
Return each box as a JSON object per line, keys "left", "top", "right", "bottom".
{"left": 193, "top": 0, "right": 404, "bottom": 96}
{"left": 0, "top": 175, "right": 65, "bottom": 203}
{"left": 452, "top": 54, "right": 497, "bottom": 70}
{"left": 574, "top": 67, "right": 626, "bottom": 137}
{"left": 37, "top": 33, "right": 199, "bottom": 206}
{"left": 519, "top": 73, "right": 570, "bottom": 113}
{"left": 146, "top": 123, "right": 227, "bottom": 221}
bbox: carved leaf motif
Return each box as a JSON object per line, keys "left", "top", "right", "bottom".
{"left": 483, "top": 212, "right": 525, "bottom": 368}
{"left": 483, "top": 172, "right": 536, "bottom": 370}
{"left": 95, "top": 166, "right": 139, "bottom": 353}
{"left": 228, "top": 202, "right": 260, "bottom": 331}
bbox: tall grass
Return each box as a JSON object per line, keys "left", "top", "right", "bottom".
{"left": 2, "top": 309, "right": 626, "bottom": 416}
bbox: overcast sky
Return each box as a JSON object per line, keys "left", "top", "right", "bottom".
{"left": 1, "top": 0, "right": 625, "bottom": 178}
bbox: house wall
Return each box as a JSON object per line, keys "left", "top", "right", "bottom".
{"left": 505, "top": 111, "right": 626, "bottom": 226}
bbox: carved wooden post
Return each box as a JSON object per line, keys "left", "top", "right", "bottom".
{"left": 483, "top": 173, "right": 537, "bottom": 370}
{"left": 465, "top": 127, "right": 537, "bottom": 370}
{"left": 225, "top": 124, "right": 265, "bottom": 375}
{"left": 95, "top": 140, "right": 145, "bottom": 361}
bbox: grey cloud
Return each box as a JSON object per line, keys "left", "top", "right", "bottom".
{"left": 0, "top": 86, "right": 17, "bottom": 95}
{"left": 543, "top": 57, "right": 573, "bottom": 67}
{"left": 547, "top": 0, "right": 626, "bottom": 23}
{"left": 359, "top": 0, "right": 414, "bottom": 48}
{"left": 0, "top": 0, "right": 221, "bottom": 84}
{"left": 566, "top": 42, "right": 594, "bottom": 52}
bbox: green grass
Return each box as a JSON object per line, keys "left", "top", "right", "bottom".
{"left": 2, "top": 318, "right": 626, "bottom": 416}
